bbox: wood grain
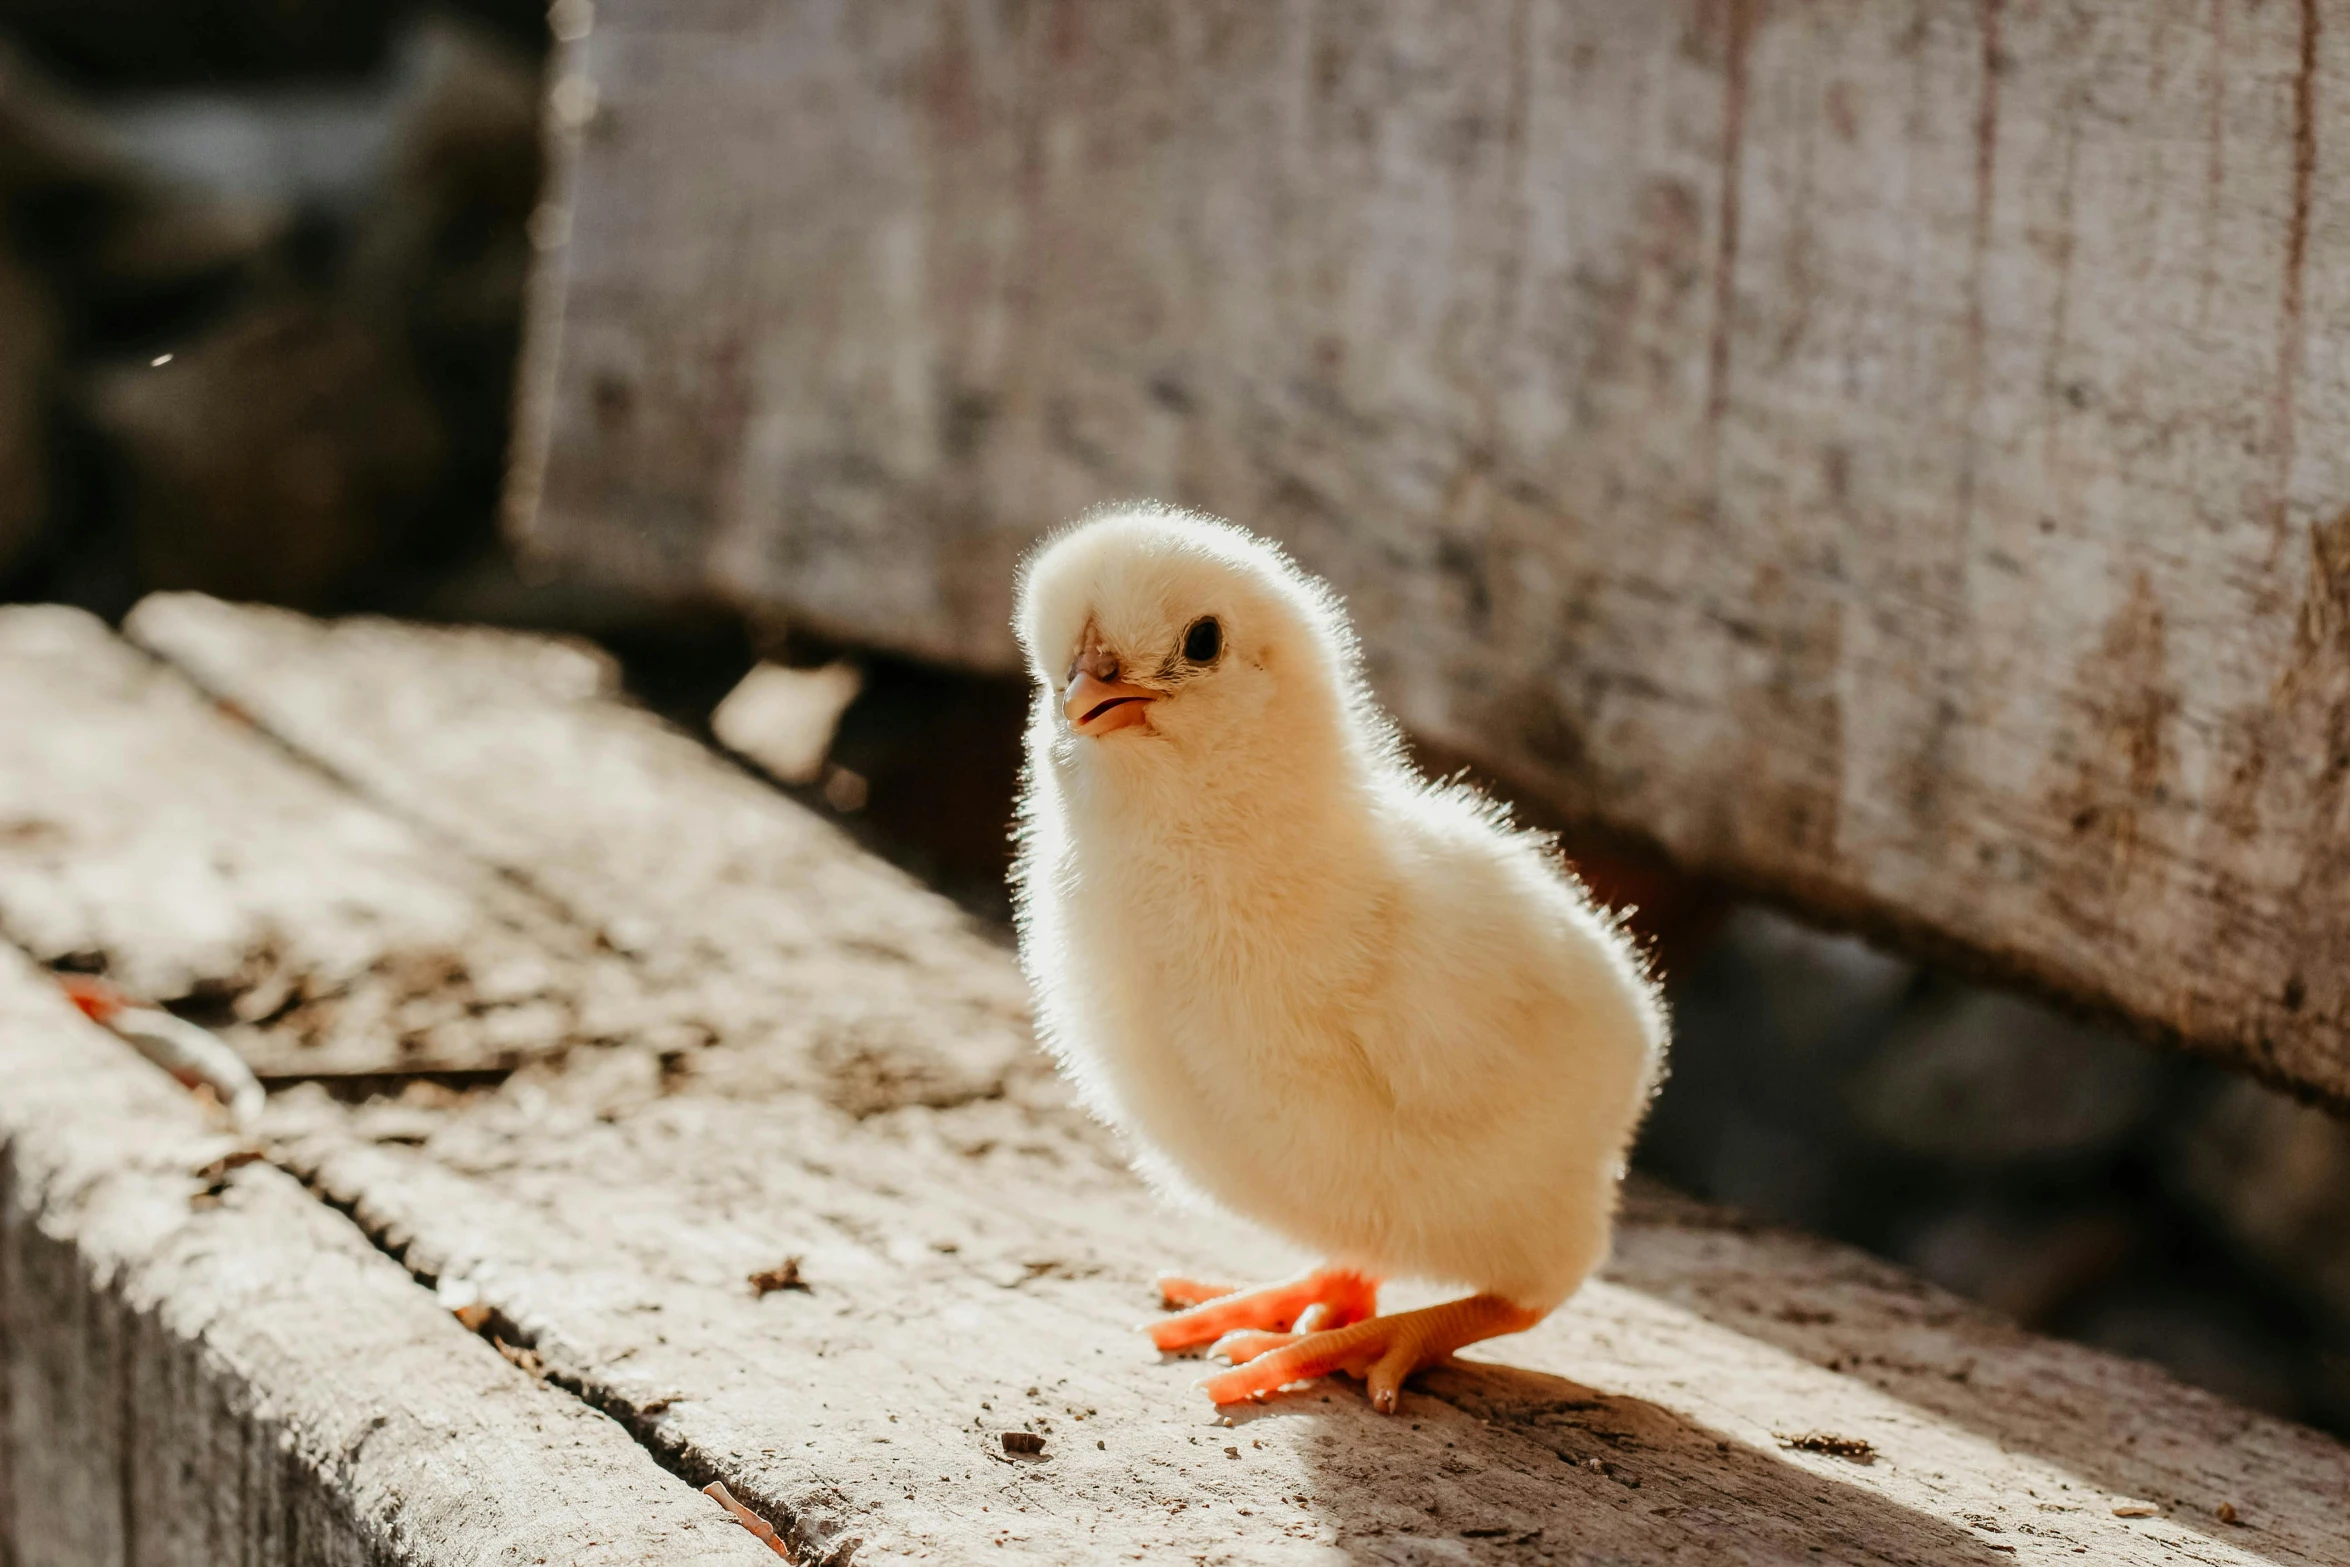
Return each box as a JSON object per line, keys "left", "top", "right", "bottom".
{"left": 129, "top": 592, "right": 1034, "bottom": 1117}
{"left": 0, "top": 942, "right": 777, "bottom": 1567}
{"left": 113, "top": 600, "right": 2350, "bottom": 1564}
{"left": 517, "top": 0, "right": 2350, "bottom": 1106}
{"left": 0, "top": 605, "right": 652, "bottom": 1078}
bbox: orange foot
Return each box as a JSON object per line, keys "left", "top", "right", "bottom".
{"left": 1145, "top": 1267, "right": 1380, "bottom": 1353}
{"left": 1199, "top": 1293, "right": 1544, "bottom": 1414}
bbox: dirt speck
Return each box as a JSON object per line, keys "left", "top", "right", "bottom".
{"left": 1776, "top": 1431, "right": 1875, "bottom": 1464}
{"left": 749, "top": 1258, "right": 808, "bottom": 1295}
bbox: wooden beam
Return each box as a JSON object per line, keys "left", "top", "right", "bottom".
{"left": 127, "top": 593, "right": 1032, "bottom": 1117}
{"left": 109, "top": 597, "right": 2350, "bottom": 1563}
{"left": 515, "top": 0, "right": 2350, "bottom": 1106}
{"left": 0, "top": 943, "right": 777, "bottom": 1567}
{"left": 0, "top": 605, "right": 651, "bottom": 1078}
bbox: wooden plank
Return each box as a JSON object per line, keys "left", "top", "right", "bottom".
{"left": 127, "top": 592, "right": 1034, "bottom": 1116}
{"left": 0, "top": 604, "right": 654, "bottom": 1078}
{"left": 0, "top": 942, "right": 778, "bottom": 1567}
{"left": 123, "top": 600, "right": 2350, "bottom": 1563}
{"left": 260, "top": 1092, "right": 2350, "bottom": 1566}
{"left": 514, "top": 0, "right": 2350, "bottom": 1107}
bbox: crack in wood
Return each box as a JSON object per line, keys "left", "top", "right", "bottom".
{"left": 263, "top": 1134, "right": 844, "bottom": 1564}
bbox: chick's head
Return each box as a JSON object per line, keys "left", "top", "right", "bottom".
{"left": 1014, "top": 504, "right": 1362, "bottom": 770}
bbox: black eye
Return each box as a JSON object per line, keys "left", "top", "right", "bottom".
{"left": 1183, "top": 617, "right": 1222, "bottom": 663}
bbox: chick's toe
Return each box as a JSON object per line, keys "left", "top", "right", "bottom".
{"left": 1197, "top": 1294, "right": 1543, "bottom": 1414}
{"left": 1208, "top": 1328, "right": 1298, "bottom": 1363}
{"left": 1145, "top": 1266, "right": 1379, "bottom": 1352}
{"left": 1155, "top": 1274, "right": 1240, "bottom": 1309}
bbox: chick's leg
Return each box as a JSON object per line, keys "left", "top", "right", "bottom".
{"left": 1199, "top": 1294, "right": 1543, "bottom": 1415}
{"left": 1146, "top": 1267, "right": 1379, "bottom": 1352}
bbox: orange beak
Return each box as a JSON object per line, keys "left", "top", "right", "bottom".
{"left": 1065, "top": 670, "right": 1158, "bottom": 736}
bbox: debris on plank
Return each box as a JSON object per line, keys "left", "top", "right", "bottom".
{"left": 712, "top": 660, "right": 861, "bottom": 786}
{"left": 703, "top": 1480, "right": 792, "bottom": 1559}
{"left": 438, "top": 1275, "right": 494, "bottom": 1331}
{"left": 494, "top": 1338, "right": 546, "bottom": 1377}
{"left": 1775, "top": 1431, "right": 1876, "bottom": 1464}
{"left": 1000, "top": 1431, "right": 1044, "bottom": 1455}
{"left": 748, "top": 1257, "right": 808, "bottom": 1295}
{"left": 821, "top": 766, "right": 868, "bottom": 814}
{"left": 188, "top": 1146, "right": 267, "bottom": 1208}
{"left": 57, "top": 971, "right": 266, "bottom": 1128}
{"left": 2111, "top": 1501, "right": 2161, "bottom": 1518}
{"left": 192, "top": 1147, "right": 266, "bottom": 1191}
{"left": 2216, "top": 1501, "right": 2241, "bottom": 1524}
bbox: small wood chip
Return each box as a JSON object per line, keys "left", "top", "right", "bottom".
{"left": 191, "top": 1148, "right": 266, "bottom": 1190}
{"left": 2215, "top": 1501, "right": 2240, "bottom": 1524}
{"left": 437, "top": 1276, "right": 495, "bottom": 1332}
{"left": 748, "top": 1257, "right": 808, "bottom": 1295}
{"left": 58, "top": 974, "right": 266, "bottom": 1128}
{"left": 1001, "top": 1431, "right": 1044, "bottom": 1455}
{"left": 493, "top": 1338, "right": 546, "bottom": 1377}
{"left": 703, "top": 1480, "right": 792, "bottom": 1558}
{"left": 2112, "top": 1502, "right": 2160, "bottom": 1518}
{"left": 1775, "top": 1432, "right": 1876, "bottom": 1463}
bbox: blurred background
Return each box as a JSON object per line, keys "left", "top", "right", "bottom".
{"left": 3, "top": 0, "right": 2346, "bottom": 1442}
{"left": 0, "top": 0, "right": 548, "bottom": 621}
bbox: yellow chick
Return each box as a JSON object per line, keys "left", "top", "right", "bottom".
{"left": 1012, "top": 504, "right": 1668, "bottom": 1413}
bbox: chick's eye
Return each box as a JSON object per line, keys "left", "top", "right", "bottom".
{"left": 1183, "top": 617, "right": 1222, "bottom": 663}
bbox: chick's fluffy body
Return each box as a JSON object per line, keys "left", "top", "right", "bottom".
{"left": 1014, "top": 506, "right": 1666, "bottom": 1312}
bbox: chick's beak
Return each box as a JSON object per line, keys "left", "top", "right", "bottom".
{"left": 1065, "top": 670, "right": 1157, "bottom": 736}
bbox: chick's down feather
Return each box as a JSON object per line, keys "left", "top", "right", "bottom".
{"left": 1012, "top": 504, "right": 1668, "bottom": 1404}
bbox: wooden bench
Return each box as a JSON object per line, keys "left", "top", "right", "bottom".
{"left": 5, "top": 596, "right": 2346, "bottom": 1563}
{"left": 12, "top": 0, "right": 2350, "bottom": 1557}
{"left": 515, "top": 0, "right": 2350, "bottom": 1110}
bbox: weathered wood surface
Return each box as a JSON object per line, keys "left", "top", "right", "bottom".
{"left": 0, "top": 605, "right": 654, "bottom": 1078}
{"left": 0, "top": 942, "right": 777, "bottom": 1567}
{"left": 40, "top": 596, "right": 2339, "bottom": 1563}
{"left": 517, "top": 0, "right": 2350, "bottom": 1108}
{"left": 129, "top": 593, "right": 1032, "bottom": 1118}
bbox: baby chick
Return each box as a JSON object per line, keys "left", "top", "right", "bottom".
{"left": 1012, "top": 504, "right": 1668, "bottom": 1412}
